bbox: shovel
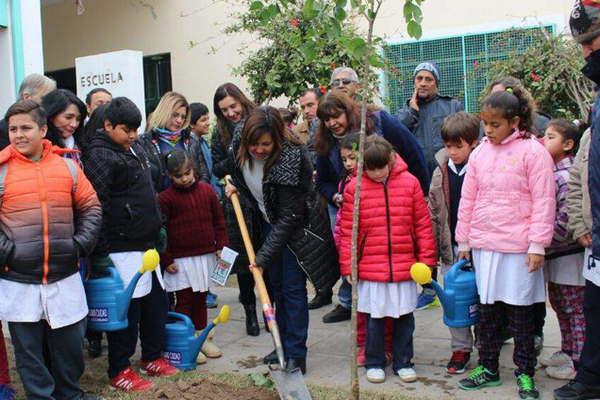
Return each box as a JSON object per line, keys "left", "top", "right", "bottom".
{"left": 226, "top": 176, "right": 312, "bottom": 400}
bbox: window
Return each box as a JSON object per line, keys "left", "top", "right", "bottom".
{"left": 382, "top": 25, "right": 555, "bottom": 113}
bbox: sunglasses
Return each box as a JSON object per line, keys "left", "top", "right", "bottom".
{"left": 331, "top": 79, "right": 356, "bottom": 87}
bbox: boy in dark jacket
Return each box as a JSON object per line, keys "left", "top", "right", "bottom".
{"left": 83, "top": 97, "right": 178, "bottom": 392}
{"left": 0, "top": 100, "right": 102, "bottom": 400}
{"left": 428, "top": 112, "right": 479, "bottom": 375}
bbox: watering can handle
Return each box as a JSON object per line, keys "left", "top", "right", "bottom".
{"left": 167, "top": 312, "right": 195, "bottom": 330}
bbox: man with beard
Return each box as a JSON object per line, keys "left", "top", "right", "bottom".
{"left": 554, "top": 1, "right": 600, "bottom": 399}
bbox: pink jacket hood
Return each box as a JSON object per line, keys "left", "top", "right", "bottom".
{"left": 455, "top": 130, "right": 556, "bottom": 254}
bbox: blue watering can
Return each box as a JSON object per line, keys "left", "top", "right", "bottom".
{"left": 85, "top": 249, "right": 160, "bottom": 331}
{"left": 410, "top": 259, "right": 479, "bottom": 328}
{"left": 164, "top": 305, "right": 230, "bottom": 371}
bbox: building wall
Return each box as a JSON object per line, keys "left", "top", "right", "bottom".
{"left": 42, "top": 0, "right": 575, "bottom": 107}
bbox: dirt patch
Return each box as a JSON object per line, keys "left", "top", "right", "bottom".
{"left": 152, "top": 378, "right": 278, "bottom": 400}
{"left": 236, "top": 355, "right": 263, "bottom": 369}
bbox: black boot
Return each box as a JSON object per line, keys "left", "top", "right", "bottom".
{"left": 243, "top": 304, "right": 260, "bottom": 336}
{"left": 308, "top": 291, "right": 332, "bottom": 310}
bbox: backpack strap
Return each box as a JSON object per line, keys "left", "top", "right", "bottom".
{"left": 63, "top": 158, "right": 78, "bottom": 194}
{"left": 0, "top": 164, "right": 8, "bottom": 208}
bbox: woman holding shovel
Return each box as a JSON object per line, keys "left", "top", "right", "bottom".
{"left": 224, "top": 106, "right": 338, "bottom": 374}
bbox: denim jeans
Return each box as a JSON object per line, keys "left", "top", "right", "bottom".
{"left": 328, "top": 204, "right": 352, "bottom": 310}
{"left": 365, "top": 313, "right": 415, "bottom": 371}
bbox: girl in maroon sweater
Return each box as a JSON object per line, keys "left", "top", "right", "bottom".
{"left": 159, "top": 149, "right": 228, "bottom": 361}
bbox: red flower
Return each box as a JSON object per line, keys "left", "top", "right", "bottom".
{"left": 530, "top": 71, "right": 541, "bottom": 82}
{"left": 290, "top": 18, "right": 300, "bottom": 28}
{"left": 473, "top": 60, "right": 479, "bottom": 70}
{"left": 319, "top": 85, "right": 327, "bottom": 94}
{"left": 329, "top": 62, "right": 337, "bottom": 70}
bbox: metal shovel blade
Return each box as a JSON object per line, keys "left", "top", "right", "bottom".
{"left": 269, "top": 367, "right": 312, "bottom": 400}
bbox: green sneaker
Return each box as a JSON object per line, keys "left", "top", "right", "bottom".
{"left": 517, "top": 373, "right": 539, "bottom": 400}
{"left": 458, "top": 365, "right": 502, "bottom": 390}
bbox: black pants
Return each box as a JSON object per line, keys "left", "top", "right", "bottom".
{"left": 365, "top": 313, "right": 414, "bottom": 371}
{"left": 107, "top": 272, "right": 168, "bottom": 378}
{"left": 9, "top": 318, "right": 86, "bottom": 400}
{"left": 576, "top": 280, "right": 600, "bottom": 386}
{"left": 237, "top": 264, "right": 273, "bottom": 306}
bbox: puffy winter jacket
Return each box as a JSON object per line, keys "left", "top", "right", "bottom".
{"left": 428, "top": 149, "right": 454, "bottom": 266}
{"left": 338, "top": 154, "right": 436, "bottom": 282}
{"left": 591, "top": 96, "right": 600, "bottom": 258}
{"left": 456, "top": 131, "right": 555, "bottom": 254}
{"left": 228, "top": 135, "right": 339, "bottom": 292}
{"left": 567, "top": 129, "right": 592, "bottom": 243}
{"left": 0, "top": 140, "right": 102, "bottom": 284}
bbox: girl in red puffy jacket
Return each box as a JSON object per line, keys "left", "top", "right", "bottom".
{"left": 339, "top": 135, "right": 436, "bottom": 384}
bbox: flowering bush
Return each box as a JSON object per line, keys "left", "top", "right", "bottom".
{"left": 487, "top": 29, "right": 594, "bottom": 121}
{"left": 226, "top": 1, "right": 383, "bottom": 104}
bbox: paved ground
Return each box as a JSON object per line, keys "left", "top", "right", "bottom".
{"left": 3, "top": 280, "right": 567, "bottom": 399}
{"left": 202, "top": 281, "right": 565, "bottom": 400}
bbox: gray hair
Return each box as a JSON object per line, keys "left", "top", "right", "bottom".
{"left": 330, "top": 67, "right": 359, "bottom": 84}
{"left": 18, "top": 74, "right": 56, "bottom": 100}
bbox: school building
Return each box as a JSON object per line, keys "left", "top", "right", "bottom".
{"left": 3, "top": 0, "right": 576, "bottom": 115}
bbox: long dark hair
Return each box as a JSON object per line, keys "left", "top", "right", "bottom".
{"left": 213, "top": 83, "right": 256, "bottom": 145}
{"left": 237, "top": 106, "right": 285, "bottom": 174}
{"left": 314, "top": 91, "right": 375, "bottom": 156}
{"left": 41, "top": 89, "right": 87, "bottom": 148}
{"left": 80, "top": 103, "right": 108, "bottom": 151}
{"left": 481, "top": 90, "right": 533, "bottom": 135}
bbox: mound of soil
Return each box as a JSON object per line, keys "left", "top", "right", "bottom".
{"left": 153, "top": 378, "right": 278, "bottom": 400}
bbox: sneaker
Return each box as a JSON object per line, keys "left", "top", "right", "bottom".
{"left": 534, "top": 335, "right": 544, "bottom": 356}
{"left": 110, "top": 367, "right": 154, "bottom": 392}
{"left": 366, "top": 368, "right": 385, "bottom": 383}
{"left": 397, "top": 367, "right": 417, "bottom": 383}
{"left": 517, "top": 373, "right": 539, "bottom": 400}
{"left": 140, "top": 357, "right": 179, "bottom": 377}
{"left": 416, "top": 292, "right": 438, "bottom": 310}
{"left": 458, "top": 365, "right": 502, "bottom": 390}
{"left": 206, "top": 291, "right": 218, "bottom": 309}
{"left": 540, "top": 351, "right": 572, "bottom": 368}
{"left": 357, "top": 346, "right": 365, "bottom": 367}
{"left": 322, "top": 304, "right": 351, "bottom": 323}
{"left": 546, "top": 362, "right": 576, "bottom": 381}
{"left": 0, "top": 384, "right": 16, "bottom": 400}
{"left": 554, "top": 380, "right": 600, "bottom": 400}
{"left": 446, "top": 351, "right": 471, "bottom": 374}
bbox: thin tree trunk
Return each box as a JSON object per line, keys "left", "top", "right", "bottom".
{"left": 350, "top": 1, "right": 380, "bottom": 398}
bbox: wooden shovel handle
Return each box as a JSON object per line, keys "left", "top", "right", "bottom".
{"left": 225, "top": 176, "right": 272, "bottom": 307}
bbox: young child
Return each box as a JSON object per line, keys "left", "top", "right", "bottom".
{"left": 159, "top": 149, "right": 228, "bottom": 363}
{"left": 338, "top": 135, "right": 436, "bottom": 384}
{"left": 541, "top": 119, "right": 585, "bottom": 380}
{"left": 83, "top": 97, "right": 178, "bottom": 392}
{"left": 0, "top": 100, "right": 101, "bottom": 399}
{"left": 333, "top": 132, "right": 360, "bottom": 250}
{"left": 428, "top": 111, "right": 479, "bottom": 375}
{"left": 456, "top": 90, "right": 555, "bottom": 400}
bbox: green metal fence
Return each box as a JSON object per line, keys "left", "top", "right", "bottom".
{"left": 382, "top": 25, "right": 555, "bottom": 113}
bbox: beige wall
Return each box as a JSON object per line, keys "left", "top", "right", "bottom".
{"left": 42, "top": 0, "right": 575, "bottom": 106}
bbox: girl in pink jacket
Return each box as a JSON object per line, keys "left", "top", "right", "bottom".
{"left": 456, "top": 89, "right": 555, "bottom": 400}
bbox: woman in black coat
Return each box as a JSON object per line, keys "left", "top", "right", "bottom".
{"left": 225, "top": 106, "right": 338, "bottom": 373}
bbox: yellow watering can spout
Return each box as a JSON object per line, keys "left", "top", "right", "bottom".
{"left": 139, "top": 249, "right": 160, "bottom": 274}
{"left": 214, "top": 304, "right": 230, "bottom": 325}
{"left": 410, "top": 262, "right": 432, "bottom": 285}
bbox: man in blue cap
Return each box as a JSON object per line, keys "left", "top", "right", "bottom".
{"left": 397, "top": 61, "right": 463, "bottom": 310}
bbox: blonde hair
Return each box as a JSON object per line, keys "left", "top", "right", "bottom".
{"left": 147, "top": 91, "right": 190, "bottom": 131}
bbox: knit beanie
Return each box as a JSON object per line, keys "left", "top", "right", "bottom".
{"left": 414, "top": 61, "right": 440, "bottom": 83}
{"left": 570, "top": 0, "right": 600, "bottom": 44}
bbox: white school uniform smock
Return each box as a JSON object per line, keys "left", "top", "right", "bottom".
{"left": 472, "top": 249, "right": 546, "bottom": 305}
{"left": 110, "top": 251, "right": 165, "bottom": 299}
{"left": 163, "top": 253, "right": 216, "bottom": 292}
{"left": 357, "top": 280, "right": 417, "bottom": 318}
{"left": 0, "top": 273, "right": 88, "bottom": 329}
{"left": 545, "top": 252, "right": 586, "bottom": 287}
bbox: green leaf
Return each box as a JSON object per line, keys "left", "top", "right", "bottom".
{"left": 369, "top": 53, "right": 385, "bottom": 68}
{"left": 403, "top": 1, "right": 414, "bottom": 21}
{"left": 259, "top": 4, "right": 279, "bottom": 22}
{"left": 334, "top": 6, "right": 346, "bottom": 22}
{"left": 303, "top": 0, "right": 316, "bottom": 19}
{"left": 407, "top": 20, "right": 422, "bottom": 39}
{"left": 300, "top": 41, "right": 317, "bottom": 62}
{"left": 249, "top": 1, "right": 263, "bottom": 11}
{"left": 335, "top": 0, "right": 347, "bottom": 7}
{"left": 250, "top": 372, "right": 274, "bottom": 389}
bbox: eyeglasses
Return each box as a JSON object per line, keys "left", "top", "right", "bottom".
{"left": 331, "top": 78, "right": 356, "bottom": 87}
